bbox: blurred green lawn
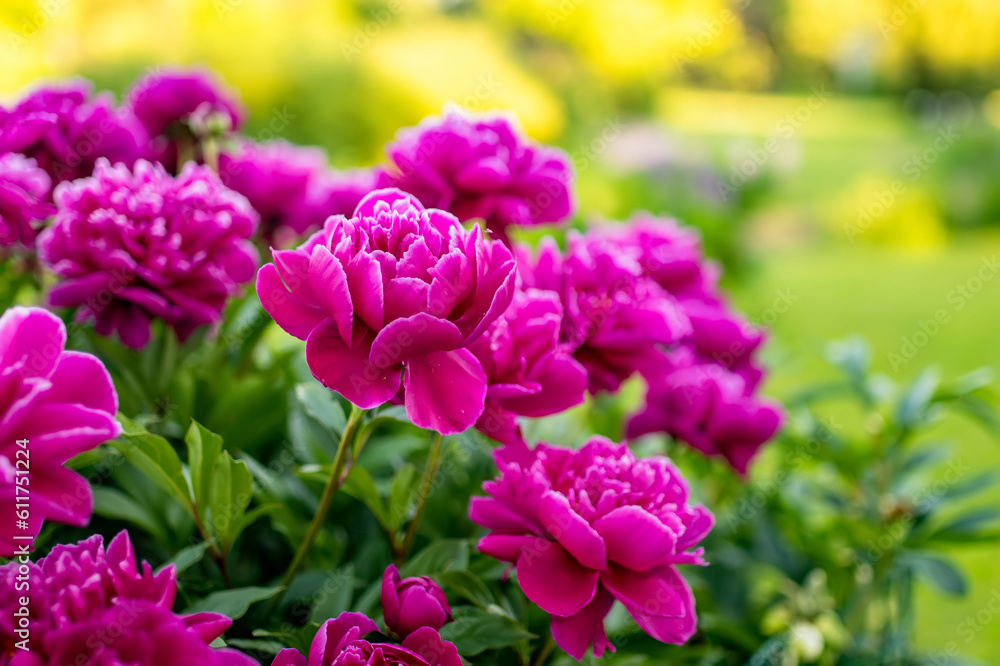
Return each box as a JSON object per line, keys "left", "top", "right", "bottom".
{"left": 733, "top": 235, "right": 1000, "bottom": 661}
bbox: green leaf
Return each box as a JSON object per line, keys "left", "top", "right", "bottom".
{"left": 208, "top": 451, "right": 254, "bottom": 550}
{"left": 112, "top": 414, "right": 192, "bottom": 509}
{"left": 224, "top": 638, "right": 286, "bottom": 655}
{"left": 387, "top": 463, "right": 418, "bottom": 530}
{"left": 435, "top": 570, "right": 494, "bottom": 609}
{"left": 903, "top": 552, "right": 967, "bottom": 595}
{"left": 230, "top": 503, "right": 279, "bottom": 546}
{"left": 897, "top": 368, "right": 940, "bottom": 429}
{"left": 186, "top": 420, "right": 222, "bottom": 522}
{"left": 296, "top": 383, "right": 347, "bottom": 435}
{"left": 184, "top": 586, "right": 284, "bottom": 619}
{"left": 925, "top": 508, "right": 1000, "bottom": 544}
{"left": 92, "top": 486, "right": 165, "bottom": 541}
{"left": 401, "top": 540, "right": 469, "bottom": 577}
{"left": 340, "top": 465, "right": 389, "bottom": 528}
{"left": 165, "top": 540, "right": 214, "bottom": 573}
{"left": 309, "top": 564, "right": 355, "bottom": 624}
{"left": 438, "top": 606, "right": 536, "bottom": 656}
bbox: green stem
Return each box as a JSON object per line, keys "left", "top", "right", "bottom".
{"left": 270, "top": 404, "right": 365, "bottom": 613}
{"left": 400, "top": 432, "right": 445, "bottom": 560}
{"left": 532, "top": 634, "right": 557, "bottom": 666}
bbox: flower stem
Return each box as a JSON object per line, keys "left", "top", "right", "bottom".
{"left": 400, "top": 431, "right": 445, "bottom": 560}
{"left": 532, "top": 634, "right": 557, "bottom": 666}
{"left": 271, "top": 404, "right": 365, "bottom": 613}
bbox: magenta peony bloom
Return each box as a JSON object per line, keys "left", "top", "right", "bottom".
{"left": 37, "top": 158, "right": 259, "bottom": 349}
{"left": 256, "top": 188, "right": 516, "bottom": 434}
{"left": 0, "top": 152, "right": 54, "bottom": 247}
{"left": 0, "top": 531, "right": 256, "bottom": 665}
{"left": 0, "top": 307, "right": 120, "bottom": 556}
{"left": 468, "top": 288, "right": 587, "bottom": 445}
{"left": 381, "top": 564, "right": 452, "bottom": 639}
{"left": 273, "top": 612, "right": 461, "bottom": 666}
{"left": 219, "top": 140, "right": 326, "bottom": 244}
{"left": 627, "top": 349, "right": 782, "bottom": 475}
{"left": 0, "top": 79, "right": 147, "bottom": 186}
{"left": 470, "top": 437, "right": 713, "bottom": 660}
{"left": 378, "top": 109, "right": 575, "bottom": 240}
{"left": 127, "top": 68, "right": 243, "bottom": 139}
{"left": 594, "top": 213, "right": 721, "bottom": 302}
{"left": 518, "top": 233, "right": 690, "bottom": 394}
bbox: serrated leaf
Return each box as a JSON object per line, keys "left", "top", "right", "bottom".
{"left": 208, "top": 451, "right": 254, "bottom": 550}
{"left": 296, "top": 383, "right": 347, "bottom": 435}
{"left": 439, "top": 606, "right": 536, "bottom": 656}
{"left": 112, "top": 414, "right": 192, "bottom": 509}
{"left": 186, "top": 420, "right": 222, "bottom": 522}
{"left": 184, "top": 586, "right": 284, "bottom": 619}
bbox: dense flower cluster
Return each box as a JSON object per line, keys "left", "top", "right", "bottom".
{"left": 38, "top": 158, "right": 259, "bottom": 348}
{"left": 0, "top": 152, "right": 54, "bottom": 247}
{"left": 0, "top": 531, "right": 256, "bottom": 665}
{"left": 0, "top": 80, "right": 146, "bottom": 185}
{"left": 593, "top": 215, "right": 783, "bottom": 473}
{"left": 468, "top": 287, "right": 588, "bottom": 445}
{"left": 220, "top": 140, "right": 377, "bottom": 244}
{"left": 470, "top": 437, "right": 713, "bottom": 659}
{"left": 378, "top": 109, "right": 575, "bottom": 240}
{"left": 518, "top": 233, "right": 691, "bottom": 394}
{"left": 0, "top": 307, "right": 120, "bottom": 556}
{"left": 256, "top": 188, "right": 515, "bottom": 434}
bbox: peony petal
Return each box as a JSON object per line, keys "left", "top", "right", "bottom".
{"left": 0, "top": 306, "right": 65, "bottom": 378}
{"left": 403, "top": 348, "right": 486, "bottom": 435}
{"left": 310, "top": 613, "right": 380, "bottom": 664}
{"left": 401, "top": 627, "right": 463, "bottom": 666}
{"left": 369, "top": 313, "right": 463, "bottom": 368}
{"left": 271, "top": 649, "right": 308, "bottom": 666}
{"left": 469, "top": 496, "right": 540, "bottom": 534}
{"left": 539, "top": 491, "right": 606, "bottom": 570}
{"left": 477, "top": 533, "right": 539, "bottom": 563}
{"left": 601, "top": 564, "right": 697, "bottom": 644}
{"left": 256, "top": 263, "right": 326, "bottom": 340}
{"left": 516, "top": 537, "right": 599, "bottom": 617}
{"left": 345, "top": 251, "right": 384, "bottom": 332}
{"left": 550, "top": 584, "right": 616, "bottom": 660}
{"left": 309, "top": 244, "right": 355, "bottom": 345}
{"left": 592, "top": 506, "right": 678, "bottom": 572}
{"left": 306, "top": 319, "right": 401, "bottom": 409}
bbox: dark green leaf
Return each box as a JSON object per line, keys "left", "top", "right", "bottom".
{"left": 92, "top": 486, "right": 164, "bottom": 541}
{"left": 296, "top": 383, "right": 347, "bottom": 435}
{"left": 310, "top": 564, "right": 355, "bottom": 624}
{"left": 439, "top": 606, "right": 535, "bottom": 656}
{"left": 401, "top": 539, "right": 469, "bottom": 577}
{"left": 903, "top": 552, "right": 967, "bottom": 595}
{"left": 166, "top": 540, "right": 214, "bottom": 573}
{"left": 387, "top": 463, "right": 418, "bottom": 530}
{"left": 112, "top": 414, "right": 192, "bottom": 509}
{"left": 340, "top": 465, "right": 389, "bottom": 529}
{"left": 185, "top": 586, "right": 284, "bottom": 619}
{"left": 186, "top": 420, "right": 222, "bottom": 522}
{"left": 435, "top": 570, "right": 494, "bottom": 609}
{"left": 208, "top": 451, "right": 254, "bottom": 549}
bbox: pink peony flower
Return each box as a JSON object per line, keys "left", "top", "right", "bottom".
{"left": 219, "top": 140, "right": 326, "bottom": 244}
{"left": 38, "top": 158, "right": 259, "bottom": 349}
{"left": 0, "top": 80, "right": 147, "bottom": 186}
{"left": 256, "top": 188, "right": 516, "bottom": 434}
{"left": 0, "top": 307, "right": 120, "bottom": 556}
{"left": 292, "top": 167, "right": 381, "bottom": 236}
{"left": 272, "top": 612, "right": 461, "bottom": 666}
{"left": 378, "top": 109, "right": 575, "bottom": 241}
{"left": 126, "top": 68, "right": 244, "bottom": 171}
{"left": 381, "top": 564, "right": 452, "bottom": 639}
{"left": 468, "top": 288, "right": 587, "bottom": 445}
{"left": 470, "top": 437, "right": 713, "bottom": 660}
{"left": 0, "top": 530, "right": 256, "bottom": 665}
{"left": 518, "top": 233, "right": 690, "bottom": 394}
{"left": 627, "top": 349, "right": 783, "bottom": 475}
{"left": 0, "top": 153, "right": 54, "bottom": 247}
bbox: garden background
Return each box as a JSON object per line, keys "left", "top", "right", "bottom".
{"left": 3, "top": 0, "right": 1000, "bottom": 660}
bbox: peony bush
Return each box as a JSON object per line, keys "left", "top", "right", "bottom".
{"left": 0, "top": 68, "right": 996, "bottom": 666}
